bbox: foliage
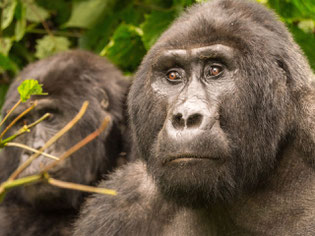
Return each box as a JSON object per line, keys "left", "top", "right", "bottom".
{"left": 0, "top": 0, "right": 314, "bottom": 109}
{"left": 17, "top": 79, "right": 47, "bottom": 102}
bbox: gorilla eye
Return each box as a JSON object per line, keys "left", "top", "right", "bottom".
{"left": 46, "top": 113, "right": 55, "bottom": 121}
{"left": 207, "top": 65, "right": 223, "bottom": 78}
{"left": 38, "top": 108, "right": 58, "bottom": 122}
{"left": 166, "top": 71, "right": 181, "bottom": 82}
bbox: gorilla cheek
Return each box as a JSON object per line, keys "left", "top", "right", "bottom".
{"left": 132, "top": 92, "right": 168, "bottom": 159}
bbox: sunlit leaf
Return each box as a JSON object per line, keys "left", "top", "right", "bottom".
{"left": 14, "top": 0, "right": 26, "bottom": 41}
{"left": 298, "top": 20, "right": 315, "bottom": 34}
{"left": 64, "top": 0, "right": 115, "bottom": 29}
{"left": 0, "top": 37, "right": 13, "bottom": 55}
{"left": 1, "top": 0, "right": 17, "bottom": 30}
{"left": 0, "top": 53, "right": 18, "bottom": 72}
{"left": 35, "top": 35, "right": 71, "bottom": 59}
{"left": 25, "top": 0, "right": 49, "bottom": 23}
{"left": 18, "top": 79, "right": 47, "bottom": 102}
{"left": 101, "top": 23, "right": 146, "bottom": 72}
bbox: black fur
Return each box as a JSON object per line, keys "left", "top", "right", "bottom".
{"left": 74, "top": 0, "right": 315, "bottom": 235}
{"left": 0, "top": 50, "right": 130, "bottom": 236}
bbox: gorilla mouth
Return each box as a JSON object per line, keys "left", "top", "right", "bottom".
{"left": 165, "top": 154, "right": 220, "bottom": 164}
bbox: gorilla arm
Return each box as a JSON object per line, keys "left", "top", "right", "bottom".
{"left": 73, "top": 160, "right": 174, "bottom": 236}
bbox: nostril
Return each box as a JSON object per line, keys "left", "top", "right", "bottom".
{"left": 187, "top": 113, "right": 203, "bottom": 128}
{"left": 172, "top": 113, "right": 185, "bottom": 129}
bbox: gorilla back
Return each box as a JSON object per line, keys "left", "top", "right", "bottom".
{"left": 0, "top": 50, "right": 129, "bottom": 236}
{"left": 74, "top": 0, "right": 315, "bottom": 235}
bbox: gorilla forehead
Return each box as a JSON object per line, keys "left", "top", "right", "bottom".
{"left": 153, "top": 44, "right": 235, "bottom": 65}
{"left": 151, "top": 0, "right": 290, "bottom": 54}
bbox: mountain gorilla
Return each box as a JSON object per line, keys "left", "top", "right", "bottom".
{"left": 0, "top": 50, "right": 130, "bottom": 236}
{"left": 74, "top": 0, "right": 315, "bottom": 235}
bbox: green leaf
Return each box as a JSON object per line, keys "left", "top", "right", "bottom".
{"left": 14, "top": 0, "right": 26, "bottom": 41}
{"left": 172, "top": 0, "right": 195, "bottom": 8}
{"left": 25, "top": 0, "right": 49, "bottom": 23}
{"left": 141, "top": 10, "right": 177, "bottom": 50}
{"left": 64, "top": 0, "right": 115, "bottom": 29}
{"left": 298, "top": 20, "right": 315, "bottom": 34}
{"left": 256, "top": 0, "right": 268, "bottom": 4}
{"left": 101, "top": 23, "right": 146, "bottom": 72}
{"left": 291, "top": 0, "right": 315, "bottom": 19}
{"left": 18, "top": 79, "right": 47, "bottom": 102}
{"left": 288, "top": 24, "right": 315, "bottom": 71}
{"left": 79, "top": 12, "right": 119, "bottom": 52}
{"left": 35, "top": 35, "right": 71, "bottom": 59}
{"left": 1, "top": 0, "right": 17, "bottom": 30}
{"left": 119, "top": 5, "right": 145, "bottom": 26}
{"left": 0, "top": 53, "right": 18, "bottom": 72}
{"left": 35, "top": 0, "right": 71, "bottom": 24}
{"left": 0, "top": 37, "right": 13, "bottom": 55}
{"left": 268, "top": 0, "right": 304, "bottom": 19}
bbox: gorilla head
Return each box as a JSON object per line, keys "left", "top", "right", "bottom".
{"left": 0, "top": 50, "right": 128, "bottom": 209}
{"left": 128, "top": 0, "right": 313, "bottom": 207}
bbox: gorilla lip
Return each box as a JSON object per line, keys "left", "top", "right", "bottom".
{"left": 165, "top": 154, "right": 220, "bottom": 164}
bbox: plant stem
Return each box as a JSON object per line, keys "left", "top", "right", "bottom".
{"left": 0, "top": 99, "right": 21, "bottom": 128}
{"left": 0, "top": 101, "right": 37, "bottom": 140}
{"left": 0, "top": 113, "right": 51, "bottom": 146}
{"left": 47, "top": 177, "right": 117, "bottom": 196}
{"left": 8, "top": 101, "right": 89, "bottom": 181}
{"left": 5, "top": 142, "right": 59, "bottom": 160}
{"left": 42, "top": 116, "right": 110, "bottom": 172}
{"left": 1, "top": 174, "right": 42, "bottom": 190}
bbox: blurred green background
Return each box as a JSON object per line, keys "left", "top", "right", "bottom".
{"left": 0, "top": 0, "right": 314, "bottom": 110}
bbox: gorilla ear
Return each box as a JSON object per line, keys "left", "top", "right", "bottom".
{"left": 94, "top": 87, "right": 109, "bottom": 110}
{"left": 275, "top": 58, "right": 293, "bottom": 86}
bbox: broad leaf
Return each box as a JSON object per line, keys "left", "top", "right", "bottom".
{"left": 18, "top": 79, "right": 47, "bottom": 102}
{"left": 1, "top": 0, "right": 17, "bottom": 30}
{"left": 0, "top": 53, "right": 18, "bottom": 72}
{"left": 0, "top": 37, "right": 13, "bottom": 55}
{"left": 101, "top": 23, "right": 146, "bottom": 72}
{"left": 141, "top": 10, "right": 177, "bottom": 50}
{"left": 64, "top": 0, "right": 115, "bottom": 29}
{"left": 14, "top": 0, "right": 26, "bottom": 41}
{"left": 35, "top": 35, "right": 70, "bottom": 59}
{"left": 25, "top": 0, "right": 49, "bottom": 23}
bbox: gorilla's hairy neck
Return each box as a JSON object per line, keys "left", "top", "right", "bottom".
{"left": 227, "top": 145, "right": 315, "bottom": 234}
{"left": 158, "top": 144, "right": 315, "bottom": 235}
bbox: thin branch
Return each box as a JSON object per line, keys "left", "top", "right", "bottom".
{"left": 1, "top": 174, "right": 42, "bottom": 190}
{"left": 0, "top": 101, "right": 37, "bottom": 140}
{"left": 27, "top": 29, "right": 82, "bottom": 38}
{"left": 47, "top": 177, "right": 117, "bottom": 196}
{"left": 8, "top": 101, "right": 89, "bottom": 181}
{"left": 0, "top": 100, "right": 21, "bottom": 127}
{"left": 5, "top": 142, "right": 59, "bottom": 160}
{"left": 42, "top": 116, "right": 110, "bottom": 172}
{"left": 26, "top": 0, "right": 54, "bottom": 38}
{"left": 0, "top": 113, "right": 50, "bottom": 146}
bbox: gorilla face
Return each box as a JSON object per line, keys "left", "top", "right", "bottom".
{"left": 1, "top": 50, "right": 126, "bottom": 209}
{"left": 128, "top": 0, "right": 301, "bottom": 206}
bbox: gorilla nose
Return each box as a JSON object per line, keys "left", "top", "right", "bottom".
{"left": 172, "top": 112, "right": 203, "bottom": 129}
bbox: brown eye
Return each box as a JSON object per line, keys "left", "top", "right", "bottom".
{"left": 167, "top": 71, "right": 181, "bottom": 82}
{"left": 208, "top": 65, "right": 223, "bottom": 77}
